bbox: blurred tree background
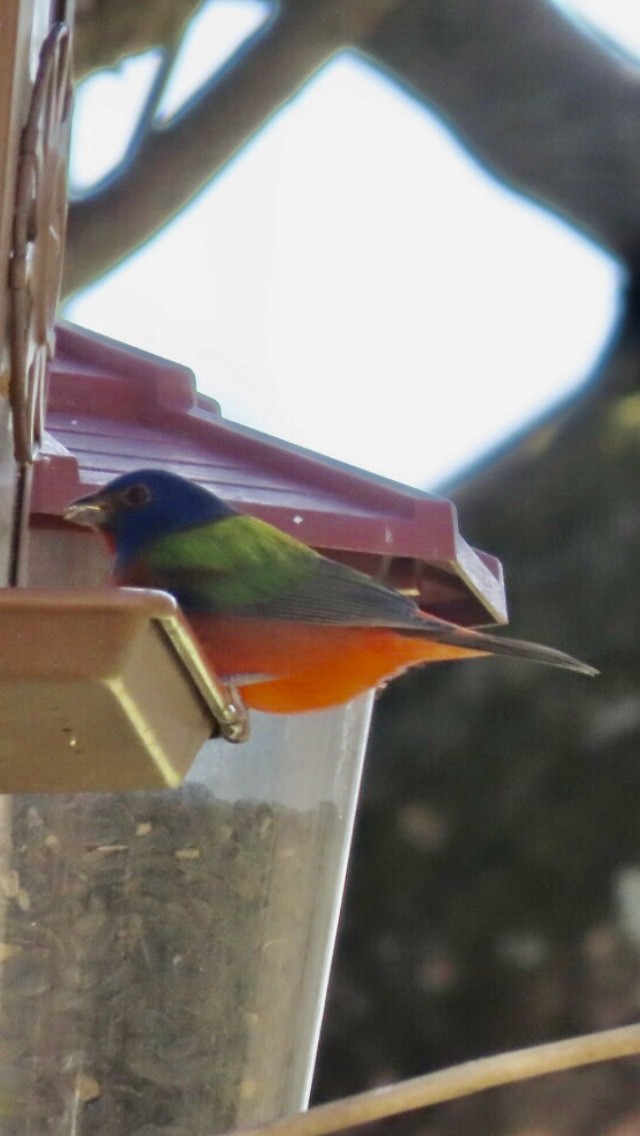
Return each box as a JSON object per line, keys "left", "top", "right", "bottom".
{"left": 67, "top": 3, "right": 640, "bottom": 1133}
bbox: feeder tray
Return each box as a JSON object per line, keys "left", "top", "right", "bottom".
{"left": 0, "top": 587, "right": 248, "bottom": 793}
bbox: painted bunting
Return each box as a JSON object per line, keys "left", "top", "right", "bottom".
{"left": 64, "top": 469, "right": 596, "bottom": 713}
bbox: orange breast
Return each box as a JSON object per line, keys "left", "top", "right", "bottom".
{"left": 186, "top": 615, "right": 484, "bottom": 713}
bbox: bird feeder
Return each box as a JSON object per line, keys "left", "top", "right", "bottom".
{"left": 0, "top": 321, "right": 510, "bottom": 1135}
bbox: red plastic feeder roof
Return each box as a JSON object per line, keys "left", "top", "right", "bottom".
{"left": 33, "top": 322, "right": 507, "bottom": 628}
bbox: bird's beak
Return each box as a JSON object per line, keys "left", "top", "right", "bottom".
{"left": 63, "top": 495, "right": 110, "bottom": 528}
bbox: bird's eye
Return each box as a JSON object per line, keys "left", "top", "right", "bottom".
{"left": 121, "top": 484, "right": 151, "bottom": 508}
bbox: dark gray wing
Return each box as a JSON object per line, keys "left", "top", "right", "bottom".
{"left": 230, "top": 554, "right": 428, "bottom": 629}
{"left": 230, "top": 554, "right": 597, "bottom": 676}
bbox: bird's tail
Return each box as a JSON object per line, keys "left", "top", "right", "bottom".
{"left": 407, "top": 617, "right": 598, "bottom": 677}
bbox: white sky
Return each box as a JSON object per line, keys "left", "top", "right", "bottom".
{"left": 65, "top": 0, "right": 627, "bottom": 489}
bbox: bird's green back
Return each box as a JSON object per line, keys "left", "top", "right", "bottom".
{"left": 139, "top": 515, "right": 321, "bottom": 611}
{"left": 134, "top": 512, "right": 425, "bottom": 628}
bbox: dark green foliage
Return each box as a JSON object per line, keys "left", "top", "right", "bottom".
{"left": 314, "top": 312, "right": 640, "bottom": 1134}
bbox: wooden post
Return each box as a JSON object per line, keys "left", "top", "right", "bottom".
{"left": 0, "top": 0, "right": 73, "bottom": 583}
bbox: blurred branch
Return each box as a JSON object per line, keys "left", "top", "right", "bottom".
{"left": 365, "top": 0, "right": 640, "bottom": 260}
{"left": 74, "top": 0, "right": 201, "bottom": 79}
{"left": 63, "top": 0, "right": 404, "bottom": 297}
{"left": 66, "top": 0, "right": 640, "bottom": 297}
{"left": 233, "top": 1023, "right": 640, "bottom": 1136}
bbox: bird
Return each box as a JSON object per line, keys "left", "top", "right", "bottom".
{"left": 64, "top": 469, "right": 597, "bottom": 713}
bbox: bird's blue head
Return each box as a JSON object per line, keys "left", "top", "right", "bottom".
{"left": 64, "top": 468, "right": 237, "bottom": 565}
